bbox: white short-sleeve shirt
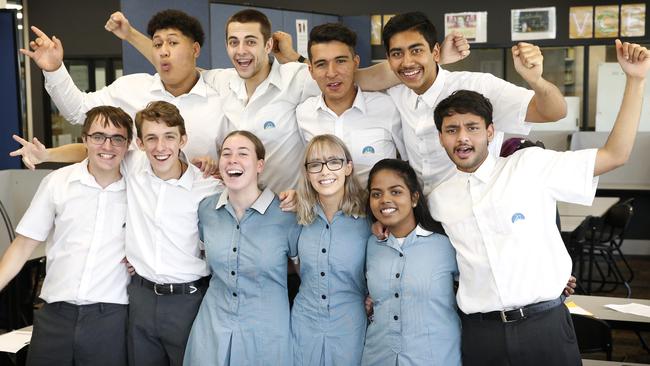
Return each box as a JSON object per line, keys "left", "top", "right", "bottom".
{"left": 202, "top": 60, "right": 321, "bottom": 192}
{"left": 429, "top": 148, "right": 599, "bottom": 314}
{"left": 296, "top": 87, "right": 406, "bottom": 186}
{"left": 43, "top": 65, "right": 229, "bottom": 161}
{"left": 122, "top": 151, "right": 223, "bottom": 284}
{"left": 15, "top": 160, "right": 129, "bottom": 305}
{"left": 387, "top": 66, "right": 535, "bottom": 194}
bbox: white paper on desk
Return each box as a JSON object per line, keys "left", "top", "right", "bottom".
{"left": 605, "top": 303, "right": 650, "bottom": 318}
{"left": 0, "top": 326, "right": 32, "bottom": 353}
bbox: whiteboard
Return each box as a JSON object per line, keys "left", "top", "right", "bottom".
{"left": 596, "top": 62, "right": 650, "bottom": 132}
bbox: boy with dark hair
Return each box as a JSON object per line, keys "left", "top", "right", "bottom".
{"left": 297, "top": 22, "right": 405, "bottom": 185}
{"left": 0, "top": 106, "right": 133, "bottom": 366}
{"left": 381, "top": 11, "right": 567, "bottom": 195}
{"left": 22, "top": 9, "right": 224, "bottom": 173}
{"left": 429, "top": 40, "right": 649, "bottom": 366}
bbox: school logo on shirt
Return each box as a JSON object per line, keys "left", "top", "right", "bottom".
{"left": 263, "top": 121, "right": 276, "bottom": 129}
{"left": 362, "top": 146, "right": 375, "bottom": 155}
{"left": 511, "top": 212, "right": 526, "bottom": 223}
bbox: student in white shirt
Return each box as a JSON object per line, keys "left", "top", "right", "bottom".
{"left": 296, "top": 23, "right": 405, "bottom": 186}
{"left": 428, "top": 40, "right": 649, "bottom": 366}
{"left": 0, "top": 106, "right": 133, "bottom": 366}
{"left": 380, "top": 12, "right": 567, "bottom": 194}
{"left": 106, "top": 9, "right": 470, "bottom": 192}
{"left": 21, "top": 10, "right": 225, "bottom": 172}
{"left": 11, "top": 101, "right": 224, "bottom": 366}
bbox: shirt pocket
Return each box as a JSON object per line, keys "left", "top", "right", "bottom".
{"left": 349, "top": 129, "right": 392, "bottom": 167}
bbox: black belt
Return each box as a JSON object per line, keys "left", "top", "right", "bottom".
{"left": 133, "top": 273, "right": 208, "bottom": 296}
{"left": 462, "top": 295, "right": 565, "bottom": 323}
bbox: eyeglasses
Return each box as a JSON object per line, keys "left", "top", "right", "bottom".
{"left": 305, "top": 158, "right": 346, "bottom": 173}
{"left": 85, "top": 133, "right": 128, "bottom": 147}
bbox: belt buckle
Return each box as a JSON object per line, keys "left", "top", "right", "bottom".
{"left": 500, "top": 308, "right": 524, "bottom": 323}
{"left": 189, "top": 285, "right": 197, "bottom": 294}
{"left": 154, "top": 284, "right": 173, "bottom": 295}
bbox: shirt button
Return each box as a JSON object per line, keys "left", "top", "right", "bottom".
{"left": 394, "top": 293, "right": 399, "bottom": 298}
{"left": 399, "top": 253, "right": 403, "bottom": 257}
{"left": 321, "top": 295, "right": 327, "bottom": 300}
{"left": 394, "top": 315, "right": 399, "bottom": 321}
{"left": 320, "top": 272, "right": 325, "bottom": 277}
{"left": 321, "top": 248, "right": 327, "bottom": 253}
{"left": 233, "top": 247, "right": 237, "bottom": 252}
{"left": 395, "top": 273, "right": 400, "bottom": 278}
{"left": 326, "top": 224, "right": 330, "bottom": 229}
{"left": 236, "top": 225, "right": 240, "bottom": 230}
{"left": 231, "top": 271, "right": 235, "bottom": 276}
{"left": 233, "top": 292, "right": 237, "bottom": 297}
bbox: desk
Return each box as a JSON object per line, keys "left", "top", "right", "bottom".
{"left": 570, "top": 295, "right": 650, "bottom": 332}
{"left": 583, "top": 360, "right": 650, "bottom": 366}
{"left": 558, "top": 197, "right": 621, "bottom": 219}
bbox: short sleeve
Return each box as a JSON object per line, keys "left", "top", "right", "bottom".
{"left": 287, "top": 222, "right": 302, "bottom": 258}
{"left": 15, "top": 173, "right": 56, "bottom": 242}
{"left": 479, "top": 73, "right": 534, "bottom": 135}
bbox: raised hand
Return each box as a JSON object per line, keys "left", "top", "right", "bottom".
{"left": 511, "top": 42, "right": 543, "bottom": 86}
{"left": 439, "top": 31, "right": 470, "bottom": 65}
{"left": 104, "top": 11, "right": 132, "bottom": 40}
{"left": 616, "top": 39, "right": 650, "bottom": 80}
{"left": 9, "top": 135, "right": 48, "bottom": 170}
{"left": 20, "top": 26, "right": 64, "bottom": 72}
{"left": 272, "top": 31, "right": 300, "bottom": 64}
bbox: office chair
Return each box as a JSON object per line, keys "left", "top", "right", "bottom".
{"left": 571, "top": 313, "right": 613, "bottom": 360}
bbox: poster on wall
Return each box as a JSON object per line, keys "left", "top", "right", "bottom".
{"left": 370, "top": 15, "right": 382, "bottom": 45}
{"left": 595, "top": 5, "right": 619, "bottom": 38}
{"left": 511, "top": 7, "right": 556, "bottom": 41}
{"left": 444, "top": 11, "right": 487, "bottom": 43}
{"left": 296, "top": 19, "right": 308, "bottom": 57}
{"left": 569, "top": 6, "right": 593, "bottom": 39}
{"left": 621, "top": 4, "right": 646, "bottom": 37}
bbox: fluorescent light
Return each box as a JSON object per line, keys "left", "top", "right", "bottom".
{"left": 6, "top": 4, "right": 23, "bottom": 10}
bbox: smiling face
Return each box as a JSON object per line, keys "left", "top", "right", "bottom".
{"left": 136, "top": 119, "right": 187, "bottom": 180}
{"left": 151, "top": 28, "right": 200, "bottom": 94}
{"left": 305, "top": 142, "right": 352, "bottom": 203}
{"left": 219, "top": 134, "right": 264, "bottom": 192}
{"left": 386, "top": 30, "right": 439, "bottom": 95}
{"left": 369, "top": 169, "right": 418, "bottom": 237}
{"left": 438, "top": 112, "right": 494, "bottom": 173}
{"left": 309, "top": 41, "right": 359, "bottom": 107}
{"left": 83, "top": 116, "right": 129, "bottom": 177}
{"left": 226, "top": 21, "right": 272, "bottom": 80}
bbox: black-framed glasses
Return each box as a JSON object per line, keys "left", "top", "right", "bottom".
{"left": 84, "top": 133, "right": 128, "bottom": 147}
{"left": 305, "top": 158, "right": 346, "bottom": 173}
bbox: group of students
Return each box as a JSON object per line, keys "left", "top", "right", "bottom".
{"left": 1, "top": 5, "right": 648, "bottom": 366}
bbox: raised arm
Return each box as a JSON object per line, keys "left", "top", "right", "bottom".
{"left": 511, "top": 42, "right": 567, "bottom": 122}
{"left": 594, "top": 40, "right": 649, "bottom": 176}
{"left": 0, "top": 235, "right": 41, "bottom": 291}
{"left": 9, "top": 135, "right": 87, "bottom": 169}
{"left": 105, "top": 11, "right": 154, "bottom": 65}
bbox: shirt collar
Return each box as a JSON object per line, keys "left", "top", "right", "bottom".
{"left": 462, "top": 151, "right": 497, "bottom": 184}
{"left": 313, "top": 204, "right": 359, "bottom": 222}
{"left": 149, "top": 72, "right": 209, "bottom": 98}
{"left": 229, "top": 57, "right": 282, "bottom": 101}
{"left": 409, "top": 65, "right": 447, "bottom": 110}
{"left": 316, "top": 85, "right": 366, "bottom": 115}
{"left": 215, "top": 187, "right": 276, "bottom": 215}
{"left": 142, "top": 151, "right": 195, "bottom": 190}
{"left": 68, "top": 159, "right": 126, "bottom": 191}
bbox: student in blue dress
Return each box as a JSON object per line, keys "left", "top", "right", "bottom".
{"left": 362, "top": 159, "right": 461, "bottom": 366}
{"left": 184, "top": 130, "right": 301, "bottom": 366}
{"left": 292, "top": 134, "right": 370, "bottom": 365}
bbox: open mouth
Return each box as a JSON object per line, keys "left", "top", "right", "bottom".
{"left": 160, "top": 62, "right": 171, "bottom": 72}
{"left": 326, "top": 81, "right": 342, "bottom": 89}
{"left": 319, "top": 178, "right": 336, "bottom": 185}
{"left": 98, "top": 153, "right": 116, "bottom": 160}
{"left": 455, "top": 145, "right": 474, "bottom": 159}
{"left": 236, "top": 59, "right": 252, "bottom": 68}
{"left": 154, "top": 154, "right": 172, "bottom": 162}
{"left": 399, "top": 68, "right": 422, "bottom": 80}
{"left": 226, "top": 168, "right": 244, "bottom": 178}
{"left": 380, "top": 207, "right": 397, "bottom": 215}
